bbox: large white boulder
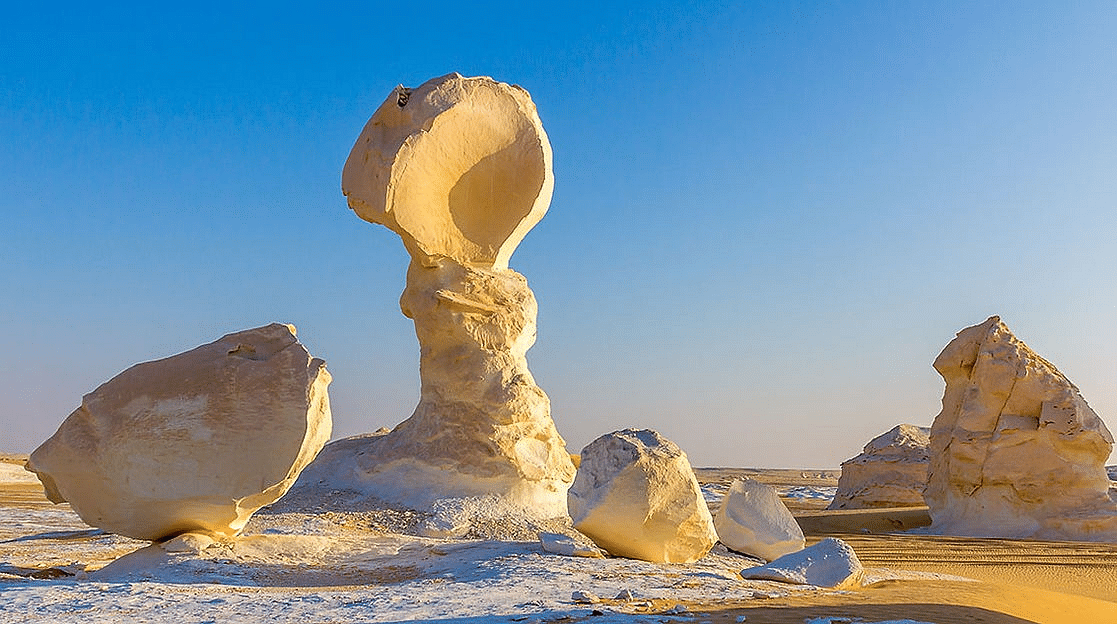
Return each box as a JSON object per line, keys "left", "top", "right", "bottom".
{"left": 828, "top": 424, "right": 930, "bottom": 510}
{"left": 568, "top": 429, "right": 717, "bottom": 563}
{"left": 304, "top": 74, "right": 574, "bottom": 519}
{"left": 740, "top": 537, "right": 863, "bottom": 589}
{"left": 714, "top": 478, "right": 804, "bottom": 561}
{"left": 925, "top": 316, "right": 1117, "bottom": 541}
{"left": 26, "top": 324, "right": 332, "bottom": 541}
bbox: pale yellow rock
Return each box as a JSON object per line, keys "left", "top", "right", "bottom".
{"left": 343, "top": 72, "right": 553, "bottom": 270}
{"left": 27, "top": 324, "right": 332, "bottom": 541}
{"left": 568, "top": 429, "right": 717, "bottom": 563}
{"left": 303, "top": 74, "right": 573, "bottom": 518}
{"left": 828, "top": 424, "right": 930, "bottom": 510}
{"left": 925, "top": 316, "right": 1117, "bottom": 541}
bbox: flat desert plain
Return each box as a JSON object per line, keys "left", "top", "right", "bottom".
{"left": 1, "top": 457, "right": 1115, "bottom": 624}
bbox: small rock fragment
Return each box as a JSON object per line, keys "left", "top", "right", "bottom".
{"left": 613, "top": 588, "right": 635, "bottom": 601}
{"left": 539, "top": 532, "right": 605, "bottom": 558}
{"left": 571, "top": 590, "right": 600, "bottom": 604}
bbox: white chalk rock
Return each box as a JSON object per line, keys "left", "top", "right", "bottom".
{"left": 714, "top": 478, "right": 804, "bottom": 561}
{"left": 740, "top": 537, "right": 863, "bottom": 589}
{"left": 925, "top": 316, "right": 1117, "bottom": 541}
{"left": 828, "top": 424, "right": 930, "bottom": 510}
{"left": 568, "top": 429, "right": 717, "bottom": 563}
{"left": 343, "top": 72, "right": 553, "bottom": 271}
{"left": 27, "top": 324, "right": 332, "bottom": 541}
{"left": 304, "top": 74, "right": 574, "bottom": 519}
{"left": 539, "top": 532, "right": 605, "bottom": 558}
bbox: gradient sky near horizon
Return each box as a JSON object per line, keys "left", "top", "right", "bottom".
{"left": 3, "top": 1, "right": 1115, "bottom": 468}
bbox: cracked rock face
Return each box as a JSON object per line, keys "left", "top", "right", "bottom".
{"left": 828, "top": 424, "right": 930, "bottom": 510}
{"left": 925, "top": 316, "right": 1117, "bottom": 541}
{"left": 26, "top": 324, "right": 332, "bottom": 541}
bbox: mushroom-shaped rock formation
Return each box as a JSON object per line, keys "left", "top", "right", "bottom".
{"left": 828, "top": 424, "right": 930, "bottom": 510}
{"left": 714, "top": 478, "right": 805, "bottom": 561}
{"left": 26, "top": 324, "right": 332, "bottom": 541}
{"left": 306, "top": 74, "right": 573, "bottom": 519}
{"left": 343, "top": 72, "right": 553, "bottom": 270}
{"left": 925, "top": 316, "right": 1117, "bottom": 541}
{"left": 568, "top": 429, "right": 717, "bottom": 563}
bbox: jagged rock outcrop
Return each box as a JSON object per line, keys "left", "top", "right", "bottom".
{"left": 925, "top": 316, "right": 1117, "bottom": 541}
{"left": 305, "top": 73, "right": 573, "bottom": 518}
{"left": 740, "top": 537, "right": 863, "bottom": 589}
{"left": 26, "top": 324, "right": 332, "bottom": 541}
{"left": 828, "top": 424, "right": 930, "bottom": 510}
{"left": 714, "top": 478, "right": 804, "bottom": 561}
{"left": 568, "top": 429, "right": 717, "bottom": 563}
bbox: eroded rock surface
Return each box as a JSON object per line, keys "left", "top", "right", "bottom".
{"left": 27, "top": 324, "right": 332, "bottom": 541}
{"left": 568, "top": 429, "right": 717, "bottom": 563}
{"left": 714, "top": 479, "right": 804, "bottom": 561}
{"left": 308, "top": 73, "right": 573, "bottom": 518}
{"left": 828, "top": 424, "right": 930, "bottom": 510}
{"left": 925, "top": 316, "right": 1117, "bottom": 541}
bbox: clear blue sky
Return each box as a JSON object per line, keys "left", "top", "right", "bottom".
{"left": 3, "top": 2, "right": 1115, "bottom": 467}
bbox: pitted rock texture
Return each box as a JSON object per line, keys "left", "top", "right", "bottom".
{"left": 27, "top": 324, "right": 332, "bottom": 541}
{"left": 925, "top": 316, "right": 1117, "bottom": 541}
{"left": 828, "top": 424, "right": 930, "bottom": 510}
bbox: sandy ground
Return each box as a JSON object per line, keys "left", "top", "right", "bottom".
{"left": 1, "top": 458, "right": 1114, "bottom": 623}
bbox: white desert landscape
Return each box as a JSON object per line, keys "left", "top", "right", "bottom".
{"left": 3, "top": 72, "right": 1117, "bottom": 624}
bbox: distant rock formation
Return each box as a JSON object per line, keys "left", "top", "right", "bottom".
{"left": 714, "top": 478, "right": 804, "bottom": 561}
{"left": 925, "top": 316, "right": 1117, "bottom": 541}
{"left": 304, "top": 73, "right": 573, "bottom": 518}
{"left": 26, "top": 324, "right": 332, "bottom": 541}
{"left": 568, "top": 429, "right": 717, "bottom": 563}
{"left": 828, "top": 424, "right": 930, "bottom": 510}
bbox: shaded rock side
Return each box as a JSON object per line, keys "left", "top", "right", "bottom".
{"left": 714, "top": 478, "right": 804, "bottom": 561}
{"left": 27, "top": 324, "right": 332, "bottom": 541}
{"left": 568, "top": 429, "right": 717, "bottom": 563}
{"left": 828, "top": 424, "right": 930, "bottom": 510}
{"left": 925, "top": 316, "right": 1117, "bottom": 541}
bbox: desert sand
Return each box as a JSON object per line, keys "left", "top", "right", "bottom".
{"left": 2, "top": 457, "right": 1114, "bottom": 623}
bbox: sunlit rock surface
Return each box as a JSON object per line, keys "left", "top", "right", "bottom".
{"left": 714, "top": 478, "right": 804, "bottom": 561}
{"left": 568, "top": 429, "right": 717, "bottom": 563}
{"left": 343, "top": 72, "right": 552, "bottom": 271}
{"left": 307, "top": 74, "right": 573, "bottom": 518}
{"left": 27, "top": 324, "right": 332, "bottom": 541}
{"left": 828, "top": 424, "right": 930, "bottom": 510}
{"left": 925, "top": 316, "right": 1117, "bottom": 541}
